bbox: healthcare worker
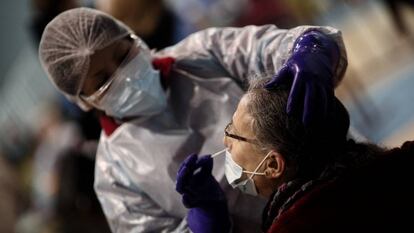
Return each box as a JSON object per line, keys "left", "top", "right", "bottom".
{"left": 38, "top": 7, "right": 347, "bottom": 233}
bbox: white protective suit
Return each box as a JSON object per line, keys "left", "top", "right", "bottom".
{"left": 94, "top": 24, "right": 347, "bottom": 233}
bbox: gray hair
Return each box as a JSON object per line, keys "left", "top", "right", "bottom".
{"left": 244, "top": 76, "right": 350, "bottom": 178}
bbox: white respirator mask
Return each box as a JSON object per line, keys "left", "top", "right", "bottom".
{"left": 212, "top": 149, "right": 271, "bottom": 196}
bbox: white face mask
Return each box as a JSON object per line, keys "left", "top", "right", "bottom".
{"left": 84, "top": 43, "right": 167, "bottom": 119}
{"left": 213, "top": 149, "right": 271, "bottom": 196}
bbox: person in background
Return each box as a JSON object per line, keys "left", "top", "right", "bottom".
{"left": 52, "top": 149, "right": 111, "bottom": 233}
{"left": 382, "top": 0, "right": 414, "bottom": 37}
{"left": 30, "top": 0, "right": 80, "bottom": 43}
{"left": 176, "top": 77, "right": 414, "bottom": 233}
{"left": 95, "top": 0, "right": 189, "bottom": 50}
{"left": 38, "top": 7, "right": 347, "bottom": 232}
{"left": 0, "top": 155, "right": 20, "bottom": 233}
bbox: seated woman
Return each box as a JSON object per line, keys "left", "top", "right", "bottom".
{"left": 176, "top": 77, "right": 414, "bottom": 233}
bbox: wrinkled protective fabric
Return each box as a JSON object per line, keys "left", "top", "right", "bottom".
{"left": 94, "top": 24, "right": 347, "bottom": 233}
{"left": 38, "top": 8, "right": 133, "bottom": 110}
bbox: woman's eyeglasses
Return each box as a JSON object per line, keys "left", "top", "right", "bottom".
{"left": 224, "top": 122, "right": 256, "bottom": 144}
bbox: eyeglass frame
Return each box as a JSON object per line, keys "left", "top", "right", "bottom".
{"left": 224, "top": 122, "right": 257, "bottom": 144}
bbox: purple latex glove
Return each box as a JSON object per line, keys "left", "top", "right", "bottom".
{"left": 176, "top": 153, "right": 230, "bottom": 233}
{"left": 265, "top": 30, "right": 340, "bottom": 126}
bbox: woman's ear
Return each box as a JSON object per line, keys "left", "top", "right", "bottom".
{"left": 264, "top": 152, "right": 285, "bottom": 179}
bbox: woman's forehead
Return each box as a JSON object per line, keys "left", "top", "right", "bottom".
{"left": 234, "top": 96, "right": 254, "bottom": 134}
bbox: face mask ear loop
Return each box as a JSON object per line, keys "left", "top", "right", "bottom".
{"left": 244, "top": 151, "right": 273, "bottom": 179}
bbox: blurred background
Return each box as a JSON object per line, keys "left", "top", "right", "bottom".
{"left": 1, "top": 0, "right": 414, "bottom": 232}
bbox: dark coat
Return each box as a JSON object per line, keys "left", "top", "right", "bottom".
{"left": 265, "top": 141, "right": 414, "bottom": 233}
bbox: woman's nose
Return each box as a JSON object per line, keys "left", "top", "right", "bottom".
{"left": 223, "top": 135, "right": 231, "bottom": 149}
